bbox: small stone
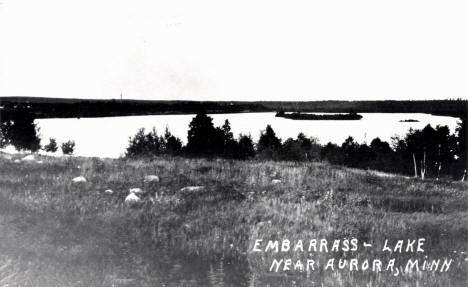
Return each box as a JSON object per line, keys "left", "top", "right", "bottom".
{"left": 180, "top": 186, "right": 204, "bottom": 192}
{"left": 21, "top": 155, "right": 35, "bottom": 161}
{"left": 104, "top": 189, "right": 114, "bottom": 194}
{"left": 144, "top": 175, "right": 160, "bottom": 183}
{"left": 129, "top": 187, "right": 145, "bottom": 195}
{"left": 272, "top": 179, "right": 282, "bottom": 184}
{"left": 72, "top": 176, "right": 87, "bottom": 183}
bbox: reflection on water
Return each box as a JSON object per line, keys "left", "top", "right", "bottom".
{"left": 35, "top": 113, "right": 459, "bottom": 158}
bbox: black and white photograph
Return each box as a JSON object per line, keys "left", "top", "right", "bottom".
{"left": 0, "top": 0, "right": 467, "bottom": 286}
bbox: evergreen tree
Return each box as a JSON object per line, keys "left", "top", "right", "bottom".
{"left": 186, "top": 112, "right": 223, "bottom": 156}
{"left": 7, "top": 108, "right": 41, "bottom": 152}
{"left": 257, "top": 125, "right": 281, "bottom": 159}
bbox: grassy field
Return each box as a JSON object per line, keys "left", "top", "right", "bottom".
{"left": 0, "top": 153, "right": 467, "bottom": 286}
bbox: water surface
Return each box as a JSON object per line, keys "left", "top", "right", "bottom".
{"left": 35, "top": 113, "right": 459, "bottom": 158}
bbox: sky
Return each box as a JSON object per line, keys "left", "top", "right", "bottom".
{"left": 0, "top": 0, "right": 467, "bottom": 101}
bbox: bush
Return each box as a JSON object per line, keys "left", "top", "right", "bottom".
{"left": 126, "top": 128, "right": 163, "bottom": 157}
{"left": 280, "top": 133, "right": 321, "bottom": 161}
{"left": 61, "top": 140, "right": 75, "bottom": 155}
{"left": 43, "top": 138, "right": 58, "bottom": 153}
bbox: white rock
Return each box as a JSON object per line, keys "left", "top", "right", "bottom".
{"left": 104, "top": 189, "right": 114, "bottom": 194}
{"left": 129, "top": 187, "right": 146, "bottom": 195}
{"left": 180, "top": 186, "right": 204, "bottom": 192}
{"left": 125, "top": 193, "right": 141, "bottom": 204}
{"left": 144, "top": 175, "right": 160, "bottom": 183}
{"left": 37, "top": 160, "right": 44, "bottom": 164}
{"left": 272, "top": 179, "right": 282, "bottom": 184}
{"left": 72, "top": 176, "right": 87, "bottom": 183}
{"left": 13, "top": 159, "right": 21, "bottom": 163}
{"left": 21, "top": 155, "right": 35, "bottom": 161}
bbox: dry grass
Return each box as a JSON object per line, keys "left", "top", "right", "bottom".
{"left": 0, "top": 153, "right": 467, "bottom": 286}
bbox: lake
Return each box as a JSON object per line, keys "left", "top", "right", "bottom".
{"left": 35, "top": 113, "right": 460, "bottom": 158}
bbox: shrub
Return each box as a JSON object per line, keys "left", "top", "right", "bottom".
{"left": 126, "top": 128, "right": 163, "bottom": 157}
{"left": 61, "top": 140, "right": 75, "bottom": 155}
{"left": 43, "top": 138, "right": 58, "bottom": 153}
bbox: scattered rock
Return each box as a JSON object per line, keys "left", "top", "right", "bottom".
{"left": 125, "top": 193, "right": 141, "bottom": 204}
{"left": 21, "top": 155, "right": 35, "bottom": 161}
{"left": 104, "top": 189, "right": 114, "bottom": 194}
{"left": 72, "top": 176, "right": 87, "bottom": 183}
{"left": 144, "top": 175, "right": 160, "bottom": 183}
{"left": 271, "top": 179, "right": 282, "bottom": 184}
{"left": 180, "top": 186, "right": 204, "bottom": 192}
{"left": 129, "top": 187, "right": 146, "bottom": 195}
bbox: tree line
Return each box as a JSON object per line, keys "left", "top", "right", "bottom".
{"left": 126, "top": 111, "right": 467, "bottom": 180}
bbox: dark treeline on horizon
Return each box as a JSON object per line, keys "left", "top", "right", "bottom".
{"left": 1, "top": 97, "right": 467, "bottom": 119}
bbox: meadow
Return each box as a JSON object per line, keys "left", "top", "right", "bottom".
{"left": 0, "top": 153, "right": 467, "bottom": 286}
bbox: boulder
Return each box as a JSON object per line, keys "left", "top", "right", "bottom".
{"left": 21, "top": 155, "right": 35, "bottom": 161}
{"left": 144, "top": 175, "right": 160, "bottom": 183}
{"left": 125, "top": 193, "right": 141, "bottom": 204}
{"left": 72, "top": 176, "right": 87, "bottom": 183}
{"left": 271, "top": 179, "right": 282, "bottom": 184}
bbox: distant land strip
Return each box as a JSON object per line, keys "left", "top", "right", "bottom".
{"left": 276, "top": 112, "right": 363, "bottom": 120}
{"left": 0, "top": 97, "right": 466, "bottom": 119}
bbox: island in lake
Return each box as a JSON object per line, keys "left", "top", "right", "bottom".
{"left": 276, "top": 111, "right": 363, "bottom": 120}
{"left": 399, "top": 119, "right": 420, "bottom": 122}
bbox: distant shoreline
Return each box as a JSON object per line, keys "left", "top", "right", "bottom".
{"left": 1, "top": 97, "right": 466, "bottom": 119}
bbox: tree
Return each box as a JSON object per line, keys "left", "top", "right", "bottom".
{"left": 6, "top": 108, "right": 41, "bottom": 152}
{"left": 341, "top": 136, "right": 360, "bottom": 167}
{"left": 186, "top": 112, "right": 223, "bottom": 156}
{"left": 0, "top": 119, "right": 12, "bottom": 148}
{"left": 257, "top": 125, "right": 282, "bottom": 159}
{"left": 455, "top": 118, "right": 467, "bottom": 178}
{"left": 43, "top": 138, "right": 58, "bottom": 153}
{"left": 163, "top": 127, "right": 183, "bottom": 155}
{"left": 236, "top": 134, "right": 255, "bottom": 159}
{"left": 61, "top": 140, "right": 75, "bottom": 155}
{"left": 221, "top": 120, "right": 238, "bottom": 158}
{"left": 393, "top": 124, "right": 457, "bottom": 178}
{"left": 281, "top": 137, "right": 306, "bottom": 161}
{"left": 126, "top": 128, "right": 163, "bottom": 157}
{"left": 320, "top": 142, "right": 344, "bottom": 165}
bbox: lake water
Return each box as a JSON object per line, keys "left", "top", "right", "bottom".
{"left": 35, "top": 113, "right": 459, "bottom": 158}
